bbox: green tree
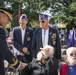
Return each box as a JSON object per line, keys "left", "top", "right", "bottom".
{"left": 1, "top": 0, "right": 76, "bottom": 29}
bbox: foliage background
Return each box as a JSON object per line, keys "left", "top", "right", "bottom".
{"left": 0, "top": 0, "right": 76, "bottom": 31}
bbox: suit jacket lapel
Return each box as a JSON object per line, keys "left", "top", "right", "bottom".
{"left": 40, "top": 28, "right": 43, "bottom": 47}
{"left": 19, "top": 26, "right": 22, "bottom": 45}
{"left": 48, "top": 27, "right": 52, "bottom": 45}
{"left": 24, "top": 27, "right": 28, "bottom": 45}
{"left": 38, "top": 28, "right": 43, "bottom": 47}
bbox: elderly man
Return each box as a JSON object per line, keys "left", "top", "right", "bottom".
{"left": 23, "top": 45, "right": 58, "bottom": 75}
{"left": 60, "top": 47, "right": 76, "bottom": 75}
{"left": 31, "top": 13, "right": 61, "bottom": 61}
{"left": 0, "top": 7, "right": 25, "bottom": 75}
{"left": 12, "top": 14, "right": 33, "bottom": 63}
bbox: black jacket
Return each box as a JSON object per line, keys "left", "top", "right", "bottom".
{"left": 0, "top": 26, "right": 20, "bottom": 75}
{"left": 21, "top": 57, "right": 58, "bottom": 75}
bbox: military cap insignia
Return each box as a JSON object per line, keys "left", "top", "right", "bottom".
{"left": 27, "top": 37, "right": 31, "bottom": 41}
{"left": 20, "top": 14, "right": 28, "bottom": 21}
{"left": 50, "top": 32, "right": 52, "bottom": 35}
{"left": 39, "top": 14, "right": 48, "bottom": 21}
{"left": 42, "top": 15, "right": 45, "bottom": 19}
{"left": 51, "top": 33, "right": 56, "bottom": 38}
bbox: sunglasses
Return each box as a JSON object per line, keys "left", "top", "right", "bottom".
{"left": 40, "top": 21, "right": 45, "bottom": 23}
{"left": 70, "top": 53, "right": 76, "bottom": 57}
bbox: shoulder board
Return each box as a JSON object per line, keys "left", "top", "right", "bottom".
{"left": 0, "top": 25, "right": 4, "bottom": 29}
{"left": 11, "top": 59, "right": 18, "bottom": 67}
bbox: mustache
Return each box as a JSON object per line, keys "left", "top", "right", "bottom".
{"left": 68, "top": 58, "right": 76, "bottom": 66}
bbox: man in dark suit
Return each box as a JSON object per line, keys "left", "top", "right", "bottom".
{"left": 31, "top": 13, "right": 61, "bottom": 61}
{"left": 0, "top": 7, "right": 25, "bottom": 75}
{"left": 12, "top": 14, "right": 33, "bottom": 63}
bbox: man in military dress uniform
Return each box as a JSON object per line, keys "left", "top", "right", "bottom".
{"left": 0, "top": 7, "right": 25, "bottom": 75}
{"left": 31, "top": 13, "right": 61, "bottom": 62}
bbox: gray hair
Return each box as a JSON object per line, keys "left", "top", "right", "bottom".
{"left": 44, "top": 45, "right": 54, "bottom": 57}
{"left": 66, "top": 47, "right": 76, "bottom": 56}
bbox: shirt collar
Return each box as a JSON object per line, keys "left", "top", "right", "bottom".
{"left": 42, "top": 27, "right": 49, "bottom": 32}
{"left": 20, "top": 26, "right": 26, "bottom": 31}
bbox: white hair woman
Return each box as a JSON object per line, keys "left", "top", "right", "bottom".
{"left": 44, "top": 45, "right": 54, "bottom": 58}
{"left": 40, "top": 45, "right": 55, "bottom": 58}
{"left": 40, "top": 45, "right": 58, "bottom": 75}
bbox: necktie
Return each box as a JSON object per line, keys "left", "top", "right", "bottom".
{"left": 43, "top": 30, "right": 46, "bottom": 47}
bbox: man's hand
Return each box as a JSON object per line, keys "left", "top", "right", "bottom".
{"left": 19, "top": 52, "right": 24, "bottom": 56}
{"left": 16, "top": 62, "right": 26, "bottom": 70}
{"left": 41, "top": 53, "right": 46, "bottom": 64}
{"left": 22, "top": 47, "right": 28, "bottom": 53}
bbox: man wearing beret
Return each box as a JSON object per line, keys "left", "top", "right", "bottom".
{"left": 12, "top": 14, "right": 33, "bottom": 63}
{"left": 0, "top": 7, "right": 25, "bottom": 75}
{"left": 31, "top": 13, "right": 61, "bottom": 62}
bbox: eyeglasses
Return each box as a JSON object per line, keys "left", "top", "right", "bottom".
{"left": 70, "top": 53, "right": 76, "bottom": 57}
{"left": 40, "top": 21, "right": 45, "bottom": 23}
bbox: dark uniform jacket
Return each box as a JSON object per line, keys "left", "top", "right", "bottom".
{"left": 12, "top": 26, "right": 33, "bottom": 63}
{"left": 31, "top": 26, "right": 61, "bottom": 59}
{"left": 21, "top": 57, "right": 58, "bottom": 75}
{"left": 0, "top": 26, "right": 19, "bottom": 75}
{"left": 45, "top": 57, "right": 58, "bottom": 75}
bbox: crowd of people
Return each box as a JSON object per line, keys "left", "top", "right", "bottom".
{"left": 0, "top": 7, "right": 76, "bottom": 75}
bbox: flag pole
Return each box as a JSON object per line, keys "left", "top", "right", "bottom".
{"left": 18, "top": 4, "right": 21, "bottom": 22}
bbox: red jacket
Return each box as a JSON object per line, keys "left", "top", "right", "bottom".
{"left": 60, "top": 63, "right": 68, "bottom": 75}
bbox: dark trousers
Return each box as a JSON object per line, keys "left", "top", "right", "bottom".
{"left": 19, "top": 67, "right": 31, "bottom": 75}
{"left": 0, "top": 58, "right": 5, "bottom": 75}
{"left": 17, "top": 55, "right": 32, "bottom": 63}
{"left": 17, "top": 55, "right": 31, "bottom": 75}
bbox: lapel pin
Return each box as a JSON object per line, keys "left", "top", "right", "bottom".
{"left": 50, "top": 32, "right": 52, "bottom": 35}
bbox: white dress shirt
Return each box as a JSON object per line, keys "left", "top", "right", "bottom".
{"left": 42, "top": 28, "right": 49, "bottom": 47}
{"left": 20, "top": 27, "right": 26, "bottom": 45}
{"left": 20, "top": 26, "right": 30, "bottom": 54}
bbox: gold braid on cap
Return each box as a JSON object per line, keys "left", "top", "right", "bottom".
{"left": 0, "top": 26, "right": 4, "bottom": 29}
{"left": 0, "top": 9, "right": 12, "bottom": 20}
